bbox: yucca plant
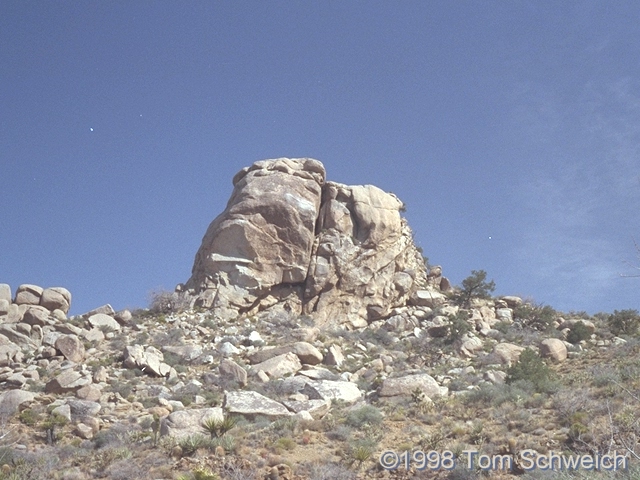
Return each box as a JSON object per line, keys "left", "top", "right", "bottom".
{"left": 202, "top": 415, "right": 237, "bottom": 439}
{"left": 178, "top": 434, "right": 209, "bottom": 456}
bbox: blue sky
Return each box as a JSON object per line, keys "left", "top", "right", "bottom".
{"left": 2, "top": 1, "right": 639, "bottom": 315}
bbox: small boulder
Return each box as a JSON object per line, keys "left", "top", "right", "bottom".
{"left": 54, "top": 334, "right": 85, "bottom": 363}
{"left": 410, "top": 289, "right": 447, "bottom": 308}
{"left": 219, "top": 358, "right": 248, "bottom": 387}
{"left": 82, "top": 304, "right": 116, "bottom": 317}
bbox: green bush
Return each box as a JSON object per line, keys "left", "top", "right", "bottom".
{"left": 513, "top": 303, "right": 557, "bottom": 331}
{"left": 608, "top": 309, "right": 640, "bottom": 336}
{"left": 567, "top": 321, "right": 592, "bottom": 344}
{"left": 506, "top": 348, "right": 558, "bottom": 393}
{"left": 445, "top": 311, "right": 472, "bottom": 344}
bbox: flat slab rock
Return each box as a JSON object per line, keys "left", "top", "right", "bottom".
{"left": 302, "top": 380, "right": 363, "bottom": 404}
{"left": 224, "top": 391, "right": 292, "bottom": 419}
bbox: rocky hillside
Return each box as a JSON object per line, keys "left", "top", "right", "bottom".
{"left": 0, "top": 159, "right": 639, "bottom": 480}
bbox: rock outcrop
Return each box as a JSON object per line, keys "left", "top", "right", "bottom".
{"left": 183, "top": 158, "right": 441, "bottom": 327}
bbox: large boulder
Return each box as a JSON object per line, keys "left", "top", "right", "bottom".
{"left": 183, "top": 158, "right": 431, "bottom": 327}
{"left": 303, "top": 181, "right": 427, "bottom": 327}
{"left": 539, "top": 338, "right": 567, "bottom": 363}
{"left": 185, "top": 158, "right": 326, "bottom": 317}
{"left": 40, "top": 287, "right": 72, "bottom": 313}
{"left": 14, "top": 284, "right": 43, "bottom": 305}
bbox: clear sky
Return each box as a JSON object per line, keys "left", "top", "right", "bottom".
{"left": 2, "top": 1, "right": 639, "bottom": 316}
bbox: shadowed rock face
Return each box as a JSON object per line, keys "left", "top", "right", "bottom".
{"left": 184, "top": 158, "right": 430, "bottom": 327}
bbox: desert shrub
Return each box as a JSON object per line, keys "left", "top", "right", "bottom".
{"left": 345, "top": 405, "right": 383, "bottom": 429}
{"left": 513, "top": 303, "right": 557, "bottom": 331}
{"left": 451, "top": 270, "right": 495, "bottom": 307}
{"left": 608, "top": 309, "right": 640, "bottom": 336}
{"left": 506, "top": 348, "right": 558, "bottom": 393}
{"left": 18, "top": 408, "right": 39, "bottom": 426}
{"left": 463, "top": 383, "right": 533, "bottom": 407}
{"left": 567, "top": 321, "right": 592, "bottom": 344}
{"left": 148, "top": 289, "right": 191, "bottom": 314}
{"left": 273, "top": 436, "right": 296, "bottom": 452}
{"left": 152, "top": 328, "right": 184, "bottom": 346}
